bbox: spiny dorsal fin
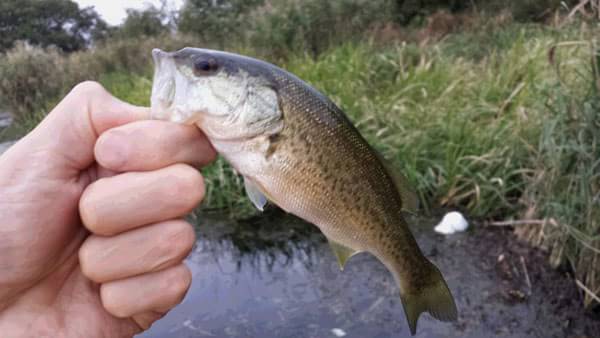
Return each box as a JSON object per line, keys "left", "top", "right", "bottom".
{"left": 375, "top": 152, "right": 419, "bottom": 214}
{"left": 243, "top": 177, "right": 268, "bottom": 211}
{"left": 328, "top": 239, "right": 360, "bottom": 270}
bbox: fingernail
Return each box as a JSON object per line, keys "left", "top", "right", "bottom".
{"left": 97, "top": 131, "right": 129, "bottom": 170}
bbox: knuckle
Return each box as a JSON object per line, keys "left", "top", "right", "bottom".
{"left": 95, "top": 129, "right": 129, "bottom": 170}
{"left": 73, "top": 80, "right": 104, "bottom": 93}
{"left": 166, "top": 165, "right": 205, "bottom": 210}
{"left": 71, "top": 81, "right": 106, "bottom": 96}
{"left": 79, "top": 242, "right": 95, "bottom": 281}
{"left": 100, "top": 284, "right": 128, "bottom": 318}
{"left": 161, "top": 221, "right": 196, "bottom": 257}
{"left": 166, "top": 265, "right": 192, "bottom": 298}
{"left": 78, "top": 238, "right": 99, "bottom": 280}
{"left": 79, "top": 179, "right": 117, "bottom": 236}
{"left": 151, "top": 221, "right": 195, "bottom": 272}
{"left": 79, "top": 183, "right": 101, "bottom": 233}
{"left": 201, "top": 145, "right": 218, "bottom": 164}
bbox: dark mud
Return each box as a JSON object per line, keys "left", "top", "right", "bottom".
{"left": 139, "top": 210, "right": 599, "bottom": 338}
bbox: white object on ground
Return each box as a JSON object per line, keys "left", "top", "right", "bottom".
{"left": 331, "top": 328, "right": 347, "bottom": 337}
{"left": 434, "top": 211, "right": 469, "bottom": 235}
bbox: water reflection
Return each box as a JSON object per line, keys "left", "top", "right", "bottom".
{"left": 191, "top": 210, "right": 323, "bottom": 273}
{"left": 140, "top": 210, "right": 428, "bottom": 338}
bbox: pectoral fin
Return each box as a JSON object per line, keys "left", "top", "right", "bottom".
{"left": 328, "top": 239, "right": 360, "bottom": 270}
{"left": 244, "top": 177, "right": 268, "bottom": 211}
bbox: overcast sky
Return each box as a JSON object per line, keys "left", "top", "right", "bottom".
{"left": 74, "top": 0, "right": 184, "bottom": 26}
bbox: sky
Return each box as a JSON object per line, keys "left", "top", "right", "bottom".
{"left": 74, "top": 0, "right": 184, "bottom": 26}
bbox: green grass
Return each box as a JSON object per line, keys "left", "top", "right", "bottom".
{"left": 98, "top": 72, "right": 153, "bottom": 106}
{"left": 519, "top": 39, "right": 600, "bottom": 306}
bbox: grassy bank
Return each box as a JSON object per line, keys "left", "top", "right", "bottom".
{"left": 0, "top": 20, "right": 598, "bottom": 306}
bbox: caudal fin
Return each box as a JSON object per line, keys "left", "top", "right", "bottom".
{"left": 398, "top": 261, "right": 457, "bottom": 335}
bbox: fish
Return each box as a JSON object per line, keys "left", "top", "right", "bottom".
{"left": 150, "top": 47, "right": 458, "bottom": 335}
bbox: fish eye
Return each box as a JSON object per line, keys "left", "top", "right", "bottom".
{"left": 193, "top": 57, "right": 218, "bottom": 75}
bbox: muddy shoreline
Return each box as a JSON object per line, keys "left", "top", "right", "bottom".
{"left": 428, "top": 220, "right": 600, "bottom": 337}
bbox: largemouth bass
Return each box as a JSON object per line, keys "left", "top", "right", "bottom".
{"left": 150, "top": 48, "right": 457, "bottom": 334}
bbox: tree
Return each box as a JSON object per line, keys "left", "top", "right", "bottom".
{"left": 117, "top": 4, "right": 171, "bottom": 38}
{"left": 392, "top": 0, "right": 469, "bottom": 24}
{"left": 0, "top": 0, "right": 107, "bottom": 53}
{"left": 178, "top": 0, "right": 263, "bottom": 46}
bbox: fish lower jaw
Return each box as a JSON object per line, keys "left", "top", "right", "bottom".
{"left": 150, "top": 103, "right": 171, "bottom": 120}
{"left": 151, "top": 104, "right": 203, "bottom": 125}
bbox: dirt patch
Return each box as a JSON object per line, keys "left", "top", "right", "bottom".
{"left": 424, "top": 223, "right": 600, "bottom": 337}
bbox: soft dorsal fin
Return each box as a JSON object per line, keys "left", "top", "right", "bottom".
{"left": 375, "top": 152, "right": 419, "bottom": 214}
{"left": 390, "top": 168, "right": 419, "bottom": 215}
{"left": 328, "top": 238, "right": 361, "bottom": 270}
{"left": 243, "top": 177, "right": 268, "bottom": 211}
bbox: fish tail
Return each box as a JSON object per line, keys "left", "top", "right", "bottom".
{"left": 397, "top": 260, "right": 458, "bottom": 335}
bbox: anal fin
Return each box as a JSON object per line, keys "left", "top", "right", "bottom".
{"left": 328, "top": 239, "right": 360, "bottom": 270}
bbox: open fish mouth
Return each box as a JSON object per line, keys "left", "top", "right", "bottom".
{"left": 150, "top": 48, "right": 250, "bottom": 123}
{"left": 151, "top": 48, "right": 177, "bottom": 120}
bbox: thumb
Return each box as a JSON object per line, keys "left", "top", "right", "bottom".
{"left": 9, "top": 81, "right": 149, "bottom": 173}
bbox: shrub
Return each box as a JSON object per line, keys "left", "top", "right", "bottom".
{"left": 0, "top": 42, "right": 68, "bottom": 124}
{"left": 178, "top": 0, "right": 263, "bottom": 48}
{"left": 117, "top": 6, "right": 170, "bottom": 39}
{"left": 476, "top": 0, "right": 574, "bottom": 22}
{"left": 250, "top": 0, "right": 394, "bottom": 59}
{"left": 0, "top": 34, "right": 203, "bottom": 126}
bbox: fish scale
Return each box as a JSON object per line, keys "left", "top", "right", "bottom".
{"left": 151, "top": 47, "right": 458, "bottom": 335}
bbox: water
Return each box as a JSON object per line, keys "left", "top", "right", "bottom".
{"left": 139, "top": 211, "right": 599, "bottom": 338}
{"left": 0, "top": 141, "right": 15, "bottom": 155}
{"left": 0, "top": 112, "right": 11, "bottom": 129}
{"left": 0, "top": 111, "right": 16, "bottom": 155}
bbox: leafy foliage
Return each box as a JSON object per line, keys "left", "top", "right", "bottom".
{"left": 0, "top": 43, "right": 67, "bottom": 125}
{"left": 117, "top": 5, "right": 171, "bottom": 39}
{"left": 251, "top": 0, "right": 394, "bottom": 59}
{"left": 392, "top": 0, "right": 468, "bottom": 24}
{"left": 178, "top": 0, "right": 263, "bottom": 47}
{"left": 0, "top": 0, "right": 107, "bottom": 53}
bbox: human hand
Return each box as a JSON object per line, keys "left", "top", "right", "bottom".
{"left": 0, "top": 82, "right": 216, "bottom": 337}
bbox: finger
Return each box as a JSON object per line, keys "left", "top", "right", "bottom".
{"left": 79, "top": 164, "right": 204, "bottom": 236}
{"left": 100, "top": 264, "right": 192, "bottom": 319}
{"left": 79, "top": 220, "right": 195, "bottom": 283}
{"left": 131, "top": 311, "right": 167, "bottom": 331}
{"left": 95, "top": 120, "right": 216, "bottom": 172}
{"left": 24, "top": 81, "right": 149, "bottom": 172}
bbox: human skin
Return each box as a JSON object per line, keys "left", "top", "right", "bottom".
{"left": 0, "top": 81, "right": 216, "bottom": 337}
